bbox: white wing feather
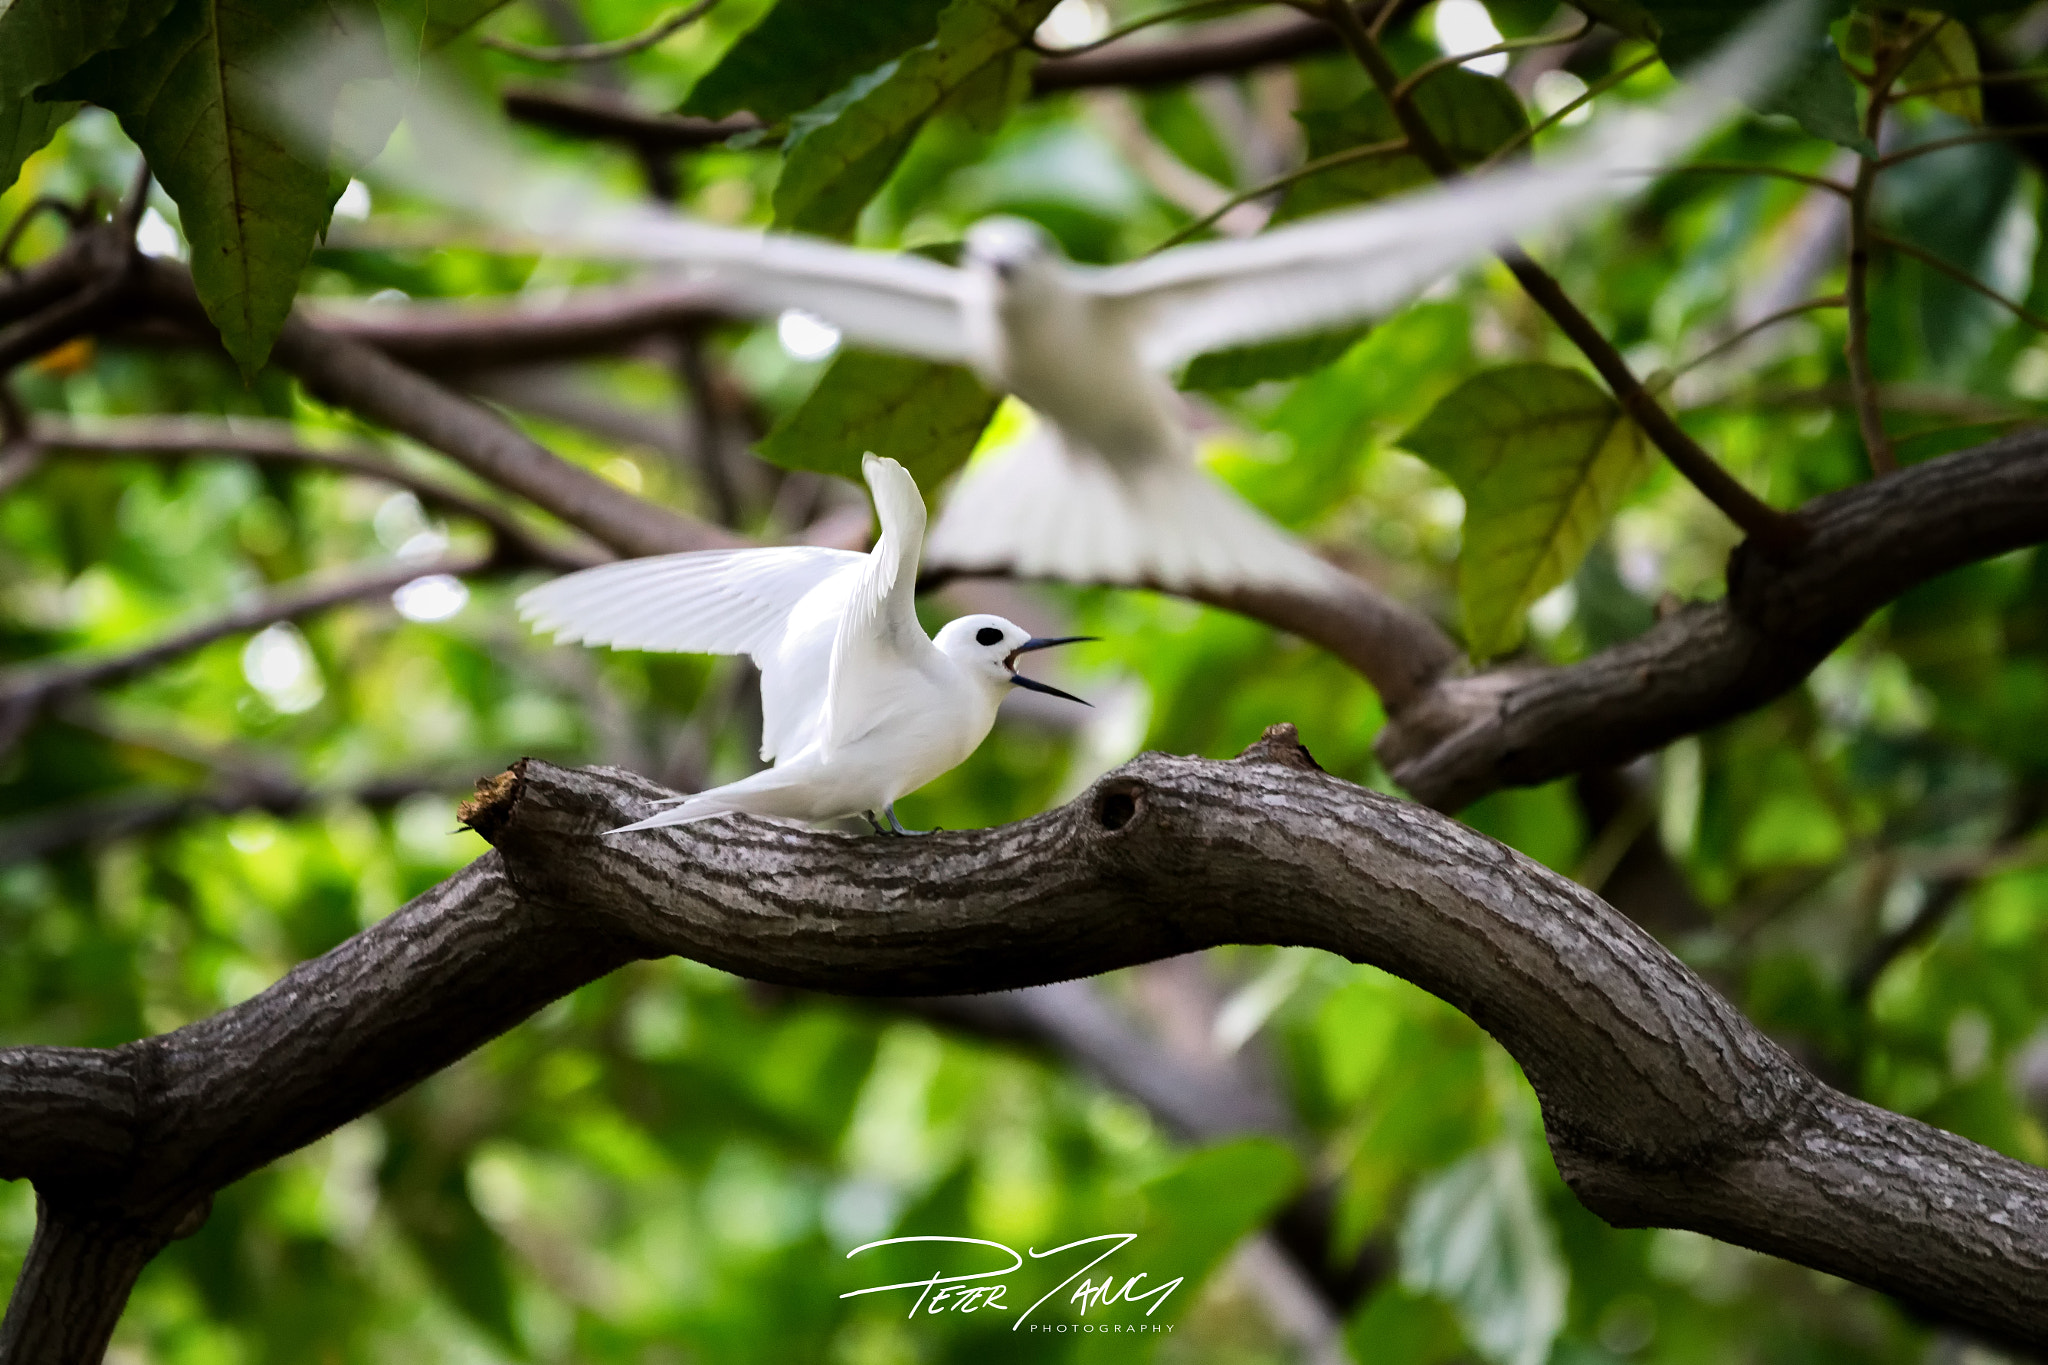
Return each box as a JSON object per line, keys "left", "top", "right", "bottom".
{"left": 822, "top": 455, "right": 928, "bottom": 756}
{"left": 282, "top": 32, "right": 975, "bottom": 364}
{"left": 518, "top": 547, "right": 863, "bottom": 761}
{"left": 1085, "top": 1, "right": 1808, "bottom": 373}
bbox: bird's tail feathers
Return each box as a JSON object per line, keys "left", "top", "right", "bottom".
{"left": 926, "top": 424, "right": 1332, "bottom": 594}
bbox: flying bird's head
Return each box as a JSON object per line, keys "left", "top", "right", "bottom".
{"left": 935, "top": 614, "right": 1093, "bottom": 705}
{"left": 964, "top": 217, "right": 1060, "bottom": 290}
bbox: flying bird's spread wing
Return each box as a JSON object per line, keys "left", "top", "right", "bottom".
{"left": 270, "top": 28, "right": 975, "bottom": 365}
{"left": 563, "top": 215, "right": 976, "bottom": 365}
{"left": 1084, "top": 0, "right": 1807, "bottom": 374}
{"left": 822, "top": 454, "right": 928, "bottom": 756}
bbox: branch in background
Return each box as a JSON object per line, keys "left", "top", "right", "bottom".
{"left": 1377, "top": 431, "right": 2048, "bottom": 810}
{"left": 1848, "top": 785, "right": 2048, "bottom": 1007}
{"left": 0, "top": 771, "right": 446, "bottom": 866}
{"left": 503, "top": 85, "right": 765, "bottom": 153}
{"left": 8, "top": 732, "right": 2048, "bottom": 1357}
{"left": 130, "top": 262, "right": 743, "bottom": 558}
{"left": 898, "top": 978, "right": 1379, "bottom": 1348}
{"left": 1031, "top": 10, "right": 1342, "bottom": 92}
{"left": 0, "top": 552, "right": 490, "bottom": 755}
{"left": 25, "top": 414, "right": 604, "bottom": 571}
{"left": 302, "top": 279, "right": 736, "bottom": 376}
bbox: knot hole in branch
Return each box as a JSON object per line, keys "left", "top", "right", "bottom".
{"left": 1094, "top": 780, "right": 1144, "bottom": 833}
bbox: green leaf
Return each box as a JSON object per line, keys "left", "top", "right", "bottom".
{"left": 376, "top": 0, "right": 515, "bottom": 50}
{"left": 1566, "top": 0, "right": 1660, "bottom": 40}
{"left": 1181, "top": 323, "right": 1371, "bottom": 392}
{"left": 0, "top": 0, "right": 177, "bottom": 98}
{"left": 682, "top": 0, "right": 951, "bottom": 122}
{"left": 1644, "top": 2, "right": 1867, "bottom": 150}
{"left": 1276, "top": 68, "right": 1526, "bottom": 224}
{"left": 770, "top": 0, "right": 1057, "bottom": 239}
{"left": 1134, "top": 1138, "right": 1300, "bottom": 1303}
{"left": 421, "top": 0, "right": 512, "bottom": 48}
{"left": 1399, "top": 1142, "right": 1568, "bottom": 1365}
{"left": 48, "top": 0, "right": 345, "bottom": 375}
{"left": 0, "top": 94, "right": 77, "bottom": 194}
{"left": 1756, "top": 37, "right": 1871, "bottom": 153}
{"left": 755, "top": 350, "right": 999, "bottom": 487}
{"left": 1399, "top": 364, "right": 1647, "bottom": 659}
{"left": 1901, "top": 15, "right": 1984, "bottom": 124}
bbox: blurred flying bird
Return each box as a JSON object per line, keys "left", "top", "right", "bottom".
{"left": 287, "top": 2, "right": 1801, "bottom": 594}
{"left": 519, "top": 454, "right": 1091, "bottom": 834}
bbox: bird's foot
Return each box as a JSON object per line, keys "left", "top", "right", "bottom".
{"left": 861, "top": 810, "right": 890, "bottom": 836}
{"left": 883, "top": 803, "right": 924, "bottom": 836}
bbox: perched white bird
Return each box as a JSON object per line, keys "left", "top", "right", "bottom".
{"left": 518, "top": 454, "right": 1091, "bottom": 834}
{"left": 294, "top": 2, "right": 1800, "bottom": 593}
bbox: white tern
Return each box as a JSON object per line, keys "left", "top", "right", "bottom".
{"left": 289, "top": 2, "right": 1800, "bottom": 593}
{"left": 518, "top": 454, "right": 1092, "bottom": 834}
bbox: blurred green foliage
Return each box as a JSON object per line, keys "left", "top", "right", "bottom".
{"left": 4, "top": 0, "right": 2048, "bottom": 1362}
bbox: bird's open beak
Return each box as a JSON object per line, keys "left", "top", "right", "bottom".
{"left": 1005, "top": 636, "right": 1096, "bottom": 707}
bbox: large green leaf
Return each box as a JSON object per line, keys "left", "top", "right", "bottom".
{"left": 681, "top": 0, "right": 950, "bottom": 123}
{"left": 1400, "top": 364, "right": 1647, "bottom": 659}
{"left": 1276, "top": 68, "right": 1526, "bottom": 224}
{"left": 0, "top": 92, "right": 77, "bottom": 193}
{"left": 0, "top": 0, "right": 173, "bottom": 190}
{"left": 48, "top": 0, "right": 345, "bottom": 375}
{"left": 755, "top": 349, "right": 999, "bottom": 487}
{"left": 0, "top": 0, "right": 177, "bottom": 98}
{"left": 770, "top": 0, "right": 1057, "bottom": 239}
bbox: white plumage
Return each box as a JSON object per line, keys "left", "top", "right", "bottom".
{"left": 518, "top": 455, "right": 1091, "bottom": 833}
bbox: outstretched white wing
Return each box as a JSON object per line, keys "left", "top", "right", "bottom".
{"left": 519, "top": 547, "right": 865, "bottom": 762}
{"left": 272, "top": 25, "right": 974, "bottom": 364}
{"left": 1085, "top": 1, "right": 1807, "bottom": 373}
{"left": 822, "top": 454, "right": 928, "bottom": 756}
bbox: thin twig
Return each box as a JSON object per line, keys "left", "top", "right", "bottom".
{"left": 482, "top": 0, "right": 719, "bottom": 62}
{"left": 1895, "top": 67, "right": 2048, "bottom": 100}
{"left": 1656, "top": 296, "right": 1845, "bottom": 387}
{"left": 1475, "top": 52, "right": 1659, "bottom": 171}
{"left": 1874, "top": 122, "right": 2048, "bottom": 169}
{"left": 1874, "top": 231, "right": 2048, "bottom": 333}
{"left": 1665, "top": 162, "right": 1853, "bottom": 197}
{"left": 27, "top": 414, "right": 604, "bottom": 570}
{"left": 1148, "top": 136, "right": 1409, "bottom": 250}
{"left": 1390, "top": 15, "right": 1593, "bottom": 105}
{"left": 1027, "top": 0, "right": 1254, "bottom": 57}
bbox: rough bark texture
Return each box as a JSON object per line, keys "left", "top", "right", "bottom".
{"left": 4, "top": 732, "right": 2045, "bottom": 1355}
{"left": 1380, "top": 431, "right": 2048, "bottom": 808}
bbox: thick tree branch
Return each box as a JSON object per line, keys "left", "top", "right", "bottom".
{"left": 1378, "top": 430, "right": 2048, "bottom": 810}
{"left": 5, "top": 731, "right": 2047, "bottom": 1353}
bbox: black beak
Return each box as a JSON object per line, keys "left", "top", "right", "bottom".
{"left": 1005, "top": 636, "right": 1096, "bottom": 707}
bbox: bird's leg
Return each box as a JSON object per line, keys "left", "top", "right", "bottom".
{"left": 883, "top": 802, "right": 922, "bottom": 836}
{"left": 861, "top": 810, "right": 889, "bottom": 836}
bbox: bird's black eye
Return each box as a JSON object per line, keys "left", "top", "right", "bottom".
{"left": 976, "top": 626, "right": 1005, "bottom": 647}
